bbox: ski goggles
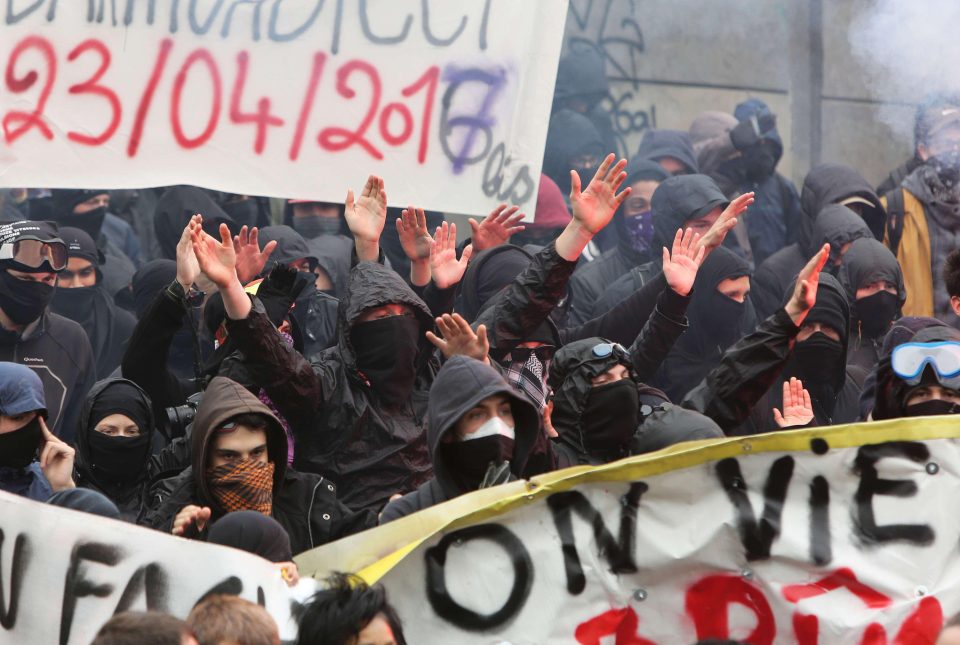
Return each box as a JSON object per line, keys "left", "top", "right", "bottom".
{"left": 891, "top": 341, "right": 960, "bottom": 388}
{"left": 0, "top": 237, "right": 67, "bottom": 271}
{"left": 591, "top": 342, "right": 628, "bottom": 358}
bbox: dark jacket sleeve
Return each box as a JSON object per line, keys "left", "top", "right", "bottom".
{"left": 626, "top": 286, "right": 691, "bottom": 384}
{"left": 121, "top": 285, "right": 190, "bottom": 415}
{"left": 378, "top": 489, "right": 421, "bottom": 525}
{"left": 475, "top": 242, "right": 578, "bottom": 357}
{"left": 562, "top": 272, "right": 671, "bottom": 349}
{"left": 682, "top": 308, "right": 800, "bottom": 434}
{"left": 329, "top": 500, "right": 378, "bottom": 540}
{"left": 225, "top": 299, "right": 326, "bottom": 431}
{"left": 413, "top": 282, "right": 457, "bottom": 319}
{"left": 58, "top": 328, "right": 96, "bottom": 445}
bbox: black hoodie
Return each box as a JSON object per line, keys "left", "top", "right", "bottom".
{"left": 379, "top": 356, "right": 541, "bottom": 524}
{"left": 684, "top": 274, "right": 861, "bottom": 434}
{"left": 153, "top": 186, "right": 236, "bottom": 260}
{"left": 636, "top": 129, "right": 699, "bottom": 175}
{"left": 590, "top": 174, "right": 729, "bottom": 318}
{"left": 140, "top": 376, "right": 375, "bottom": 552}
{"left": 73, "top": 379, "right": 155, "bottom": 521}
{"left": 542, "top": 108, "right": 605, "bottom": 196}
{"left": 566, "top": 159, "right": 670, "bottom": 325}
{"left": 838, "top": 238, "right": 906, "bottom": 378}
{"left": 224, "top": 261, "right": 437, "bottom": 513}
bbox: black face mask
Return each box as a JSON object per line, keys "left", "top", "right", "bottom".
{"left": 441, "top": 435, "right": 515, "bottom": 492}
{"left": 742, "top": 143, "right": 778, "bottom": 181}
{"left": 0, "top": 271, "right": 54, "bottom": 325}
{"left": 222, "top": 200, "right": 259, "bottom": 229}
{"left": 710, "top": 294, "right": 747, "bottom": 350}
{"left": 55, "top": 206, "right": 107, "bottom": 241}
{"left": 0, "top": 417, "right": 42, "bottom": 469}
{"left": 50, "top": 285, "right": 97, "bottom": 323}
{"left": 580, "top": 379, "right": 640, "bottom": 457}
{"left": 87, "top": 431, "right": 151, "bottom": 484}
{"left": 350, "top": 314, "right": 421, "bottom": 405}
{"left": 904, "top": 399, "right": 960, "bottom": 418}
{"left": 791, "top": 332, "right": 845, "bottom": 418}
{"left": 931, "top": 151, "right": 960, "bottom": 189}
{"left": 855, "top": 291, "right": 899, "bottom": 339}
{"left": 715, "top": 158, "right": 748, "bottom": 195}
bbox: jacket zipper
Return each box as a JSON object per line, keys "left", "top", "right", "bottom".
{"left": 307, "top": 479, "right": 322, "bottom": 548}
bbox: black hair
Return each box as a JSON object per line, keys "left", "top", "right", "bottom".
{"left": 220, "top": 413, "right": 270, "bottom": 432}
{"left": 295, "top": 573, "right": 406, "bottom": 645}
{"left": 945, "top": 249, "right": 960, "bottom": 299}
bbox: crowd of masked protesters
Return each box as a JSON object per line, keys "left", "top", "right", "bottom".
{"left": 5, "top": 45, "right": 960, "bottom": 644}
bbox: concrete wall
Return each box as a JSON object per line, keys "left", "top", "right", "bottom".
{"left": 560, "top": 0, "right": 917, "bottom": 190}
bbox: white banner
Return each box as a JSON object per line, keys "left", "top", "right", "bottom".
{"left": 0, "top": 491, "right": 319, "bottom": 644}
{"left": 0, "top": 0, "right": 568, "bottom": 214}
{"left": 297, "top": 417, "right": 960, "bottom": 644}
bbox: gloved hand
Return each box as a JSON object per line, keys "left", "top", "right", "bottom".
{"left": 730, "top": 113, "right": 776, "bottom": 150}
{"left": 257, "top": 264, "right": 311, "bottom": 327}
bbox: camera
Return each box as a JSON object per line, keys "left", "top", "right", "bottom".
{"left": 163, "top": 392, "right": 203, "bottom": 439}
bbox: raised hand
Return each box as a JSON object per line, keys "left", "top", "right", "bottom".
{"left": 172, "top": 504, "right": 212, "bottom": 537}
{"left": 784, "top": 243, "right": 830, "bottom": 326}
{"left": 176, "top": 214, "right": 202, "bottom": 290}
{"left": 191, "top": 221, "right": 238, "bottom": 290}
{"left": 38, "top": 416, "right": 74, "bottom": 492}
{"left": 426, "top": 313, "right": 489, "bottom": 363}
{"left": 697, "top": 191, "right": 755, "bottom": 257}
{"left": 233, "top": 225, "right": 278, "bottom": 284}
{"left": 773, "top": 377, "right": 814, "bottom": 428}
{"left": 570, "top": 153, "right": 630, "bottom": 234}
{"left": 345, "top": 175, "right": 387, "bottom": 244}
{"left": 430, "top": 222, "right": 473, "bottom": 290}
{"left": 468, "top": 204, "right": 526, "bottom": 251}
{"left": 662, "top": 227, "right": 705, "bottom": 297}
{"left": 396, "top": 206, "right": 433, "bottom": 262}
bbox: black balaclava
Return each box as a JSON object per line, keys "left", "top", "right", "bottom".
{"left": 840, "top": 237, "right": 905, "bottom": 341}
{"left": 580, "top": 379, "right": 640, "bottom": 458}
{"left": 48, "top": 189, "right": 108, "bottom": 241}
{"left": 131, "top": 259, "right": 177, "bottom": 318}
{"left": 85, "top": 382, "right": 153, "bottom": 485}
{"left": 440, "top": 431, "right": 515, "bottom": 492}
{"left": 0, "top": 270, "right": 54, "bottom": 325}
{"left": 220, "top": 198, "right": 259, "bottom": 229}
{"left": 681, "top": 246, "right": 752, "bottom": 354}
{"left": 782, "top": 276, "right": 849, "bottom": 422}
{"left": 542, "top": 108, "right": 604, "bottom": 195}
{"left": 50, "top": 227, "right": 109, "bottom": 354}
{"left": 207, "top": 510, "right": 293, "bottom": 562}
{"left": 0, "top": 417, "right": 42, "bottom": 468}
{"left": 350, "top": 315, "right": 420, "bottom": 406}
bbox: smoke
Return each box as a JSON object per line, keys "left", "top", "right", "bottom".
{"left": 848, "top": 0, "right": 960, "bottom": 146}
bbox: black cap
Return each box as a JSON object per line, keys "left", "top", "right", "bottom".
{"left": 58, "top": 226, "right": 104, "bottom": 266}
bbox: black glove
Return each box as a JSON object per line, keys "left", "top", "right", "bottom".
{"left": 730, "top": 113, "right": 777, "bottom": 151}
{"left": 257, "top": 264, "right": 311, "bottom": 327}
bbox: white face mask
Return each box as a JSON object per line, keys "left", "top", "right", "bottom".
{"left": 461, "top": 416, "right": 515, "bottom": 442}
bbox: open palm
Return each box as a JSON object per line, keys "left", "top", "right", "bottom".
{"left": 662, "top": 228, "right": 704, "bottom": 296}
{"left": 191, "top": 222, "right": 238, "bottom": 289}
{"left": 570, "top": 153, "right": 630, "bottom": 234}
{"left": 345, "top": 174, "right": 387, "bottom": 241}
{"left": 430, "top": 222, "right": 473, "bottom": 289}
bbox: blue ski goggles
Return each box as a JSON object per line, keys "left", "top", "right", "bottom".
{"left": 891, "top": 341, "right": 960, "bottom": 388}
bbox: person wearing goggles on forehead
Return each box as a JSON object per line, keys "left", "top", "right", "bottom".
{"left": 873, "top": 327, "right": 960, "bottom": 420}
{"left": 547, "top": 339, "right": 721, "bottom": 468}
{"left": 0, "top": 221, "right": 95, "bottom": 443}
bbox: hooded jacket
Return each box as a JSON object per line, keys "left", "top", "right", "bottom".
{"left": 543, "top": 109, "right": 604, "bottom": 196}
{"left": 50, "top": 227, "right": 137, "bottom": 379}
{"left": 566, "top": 159, "right": 670, "bottom": 325}
{"left": 637, "top": 129, "right": 699, "bottom": 174}
{"left": 548, "top": 338, "right": 669, "bottom": 468}
{"left": 140, "top": 377, "right": 375, "bottom": 552}
{"left": 729, "top": 98, "right": 803, "bottom": 266}
{"left": 0, "top": 311, "right": 96, "bottom": 443}
{"left": 653, "top": 247, "right": 757, "bottom": 402}
{"left": 154, "top": 187, "right": 235, "bottom": 260}
{"left": 224, "top": 262, "right": 437, "bottom": 513}
{"left": 589, "top": 174, "right": 729, "bottom": 318}
{"left": 838, "top": 238, "right": 906, "bottom": 378}
{"left": 379, "top": 356, "right": 541, "bottom": 523}
{"left": 684, "top": 274, "right": 861, "bottom": 434}
{"left": 73, "top": 379, "right": 155, "bottom": 521}
{"left": 0, "top": 362, "right": 53, "bottom": 502}
{"left": 689, "top": 112, "right": 739, "bottom": 195}
{"left": 871, "top": 326, "right": 960, "bottom": 421}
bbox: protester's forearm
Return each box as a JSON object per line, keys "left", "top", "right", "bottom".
{"left": 221, "top": 278, "right": 252, "bottom": 320}
{"left": 356, "top": 238, "right": 379, "bottom": 262}
{"left": 410, "top": 259, "right": 431, "bottom": 287}
{"left": 554, "top": 221, "right": 594, "bottom": 262}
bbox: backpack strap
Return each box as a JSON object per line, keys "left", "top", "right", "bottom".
{"left": 884, "top": 187, "right": 906, "bottom": 256}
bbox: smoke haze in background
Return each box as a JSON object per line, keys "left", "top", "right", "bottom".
{"left": 849, "top": 0, "right": 960, "bottom": 146}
